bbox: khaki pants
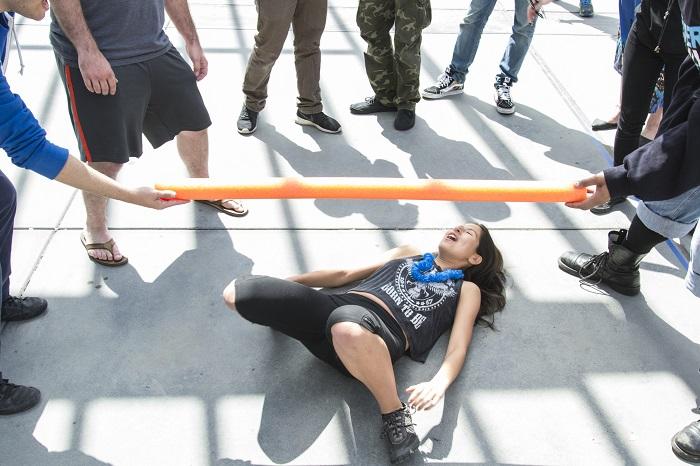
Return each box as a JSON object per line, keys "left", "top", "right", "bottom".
{"left": 242, "top": 0, "right": 328, "bottom": 114}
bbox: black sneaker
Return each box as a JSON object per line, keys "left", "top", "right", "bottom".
{"left": 494, "top": 75, "right": 515, "bottom": 115}
{"left": 394, "top": 109, "right": 415, "bottom": 131}
{"left": 295, "top": 110, "right": 342, "bottom": 133}
{"left": 381, "top": 403, "right": 419, "bottom": 463}
{"left": 1, "top": 296, "right": 47, "bottom": 322}
{"left": 350, "top": 96, "right": 397, "bottom": 115}
{"left": 422, "top": 67, "right": 464, "bottom": 99}
{"left": 237, "top": 106, "right": 258, "bottom": 134}
{"left": 0, "top": 375, "right": 41, "bottom": 415}
{"left": 590, "top": 196, "right": 626, "bottom": 215}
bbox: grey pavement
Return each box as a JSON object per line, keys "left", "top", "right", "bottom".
{"left": 1, "top": 0, "right": 698, "bottom": 465}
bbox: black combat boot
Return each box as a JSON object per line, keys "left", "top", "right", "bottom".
{"left": 381, "top": 403, "right": 419, "bottom": 463}
{"left": 558, "top": 229, "right": 645, "bottom": 296}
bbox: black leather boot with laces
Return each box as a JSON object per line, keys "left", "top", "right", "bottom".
{"left": 381, "top": 402, "right": 419, "bottom": 464}
{"left": 558, "top": 229, "right": 646, "bottom": 296}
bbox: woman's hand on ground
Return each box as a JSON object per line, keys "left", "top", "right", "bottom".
{"left": 565, "top": 172, "right": 611, "bottom": 210}
{"left": 406, "top": 381, "right": 446, "bottom": 411}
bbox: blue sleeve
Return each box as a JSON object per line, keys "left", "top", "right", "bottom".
{"left": 0, "top": 72, "right": 69, "bottom": 179}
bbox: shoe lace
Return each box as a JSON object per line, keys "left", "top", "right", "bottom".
{"left": 0, "top": 375, "right": 17, "bottom": 394}
{"left": 380, "top": 406, "right": 416, "bottom": 440}
{"left": 578, "top": 251, "right": 608, "bottom": 283}
{"left": 240, "top": 107, "right": 250, "bottom": 119}
{"left": 365, "top": 96, "right": 377, "bottom": 104}
{"left": 2, "top": 296, "right": 19, "bottom": 306}
{"left": 496, "top": 83, "right": 512, "bottom": 102}
{"left": 437, "top": 72, "right": 453, "bottom": 89}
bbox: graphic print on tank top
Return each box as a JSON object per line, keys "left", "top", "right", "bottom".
{"left": 378, "top": 257, "right": 459, "bottom": 330}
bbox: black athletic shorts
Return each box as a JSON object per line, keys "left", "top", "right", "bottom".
{"left": 55, "top": 47, "right": 211, "bottom": 163}
{"left": 233, "top": 275, "right": 407, "bottom": 376}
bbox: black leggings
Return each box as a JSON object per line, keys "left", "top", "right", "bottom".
{"left": 614, "top": 24, "right": 686, "bottom": 166}
{"left": 233, "top": 275, "right": 407, "bottom": 376}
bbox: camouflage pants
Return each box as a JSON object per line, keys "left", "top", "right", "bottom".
{"left": 357, "top": 0, "right": 431, "bottom": 110}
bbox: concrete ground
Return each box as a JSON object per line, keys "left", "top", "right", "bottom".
{"left": 1, "top": 0, "right": 698, "bottom": 464}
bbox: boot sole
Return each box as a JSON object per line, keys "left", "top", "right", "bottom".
{"left": 672, "top": 437, "right": 700, "bottom": 463}
{"left": 295, "top": 117, "right": 342, "bottom": 134}
{"left": 390, "top": 437, "right": 420, "bottom": 464}
{"left": 496, "top": 105, "right": 515, "bottom": 115}
{"left": 557, "top": 258, "right": 640, "bottom": 296}
{"left": 349, "top": 106, "right": 397, "bottom": 115}
{"left": 421, "top": 89, "right": 464, "bottom": 99}
{"left": 237, "top": 126, "right": 257, "bottom": 135}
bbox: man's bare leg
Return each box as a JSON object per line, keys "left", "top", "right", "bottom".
{"left": 83, "top": 161, "right": 123, "bottom": 262}
{"left": 176, "top": 129, "right": 246, "bottom": 213}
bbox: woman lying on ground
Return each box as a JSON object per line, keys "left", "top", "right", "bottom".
{"left": 222, "top": 223, "right": 507, "bottom": 464}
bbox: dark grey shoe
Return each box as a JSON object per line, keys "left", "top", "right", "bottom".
{"left": 381, "top": 403, "right": 419, "bottom": 463}
{"left": 590, "top": 196, "right": 626, "bottom": 215}
{"left": 0, "top": 375, "right": 41, "bottom": 415}
{"left": 296, "top": 110, "right": 342, "bottom": 133}
{"left": 350, "top": 96, "right": 397, "bottom": 115}
{"left": 1, "top": 296, "right": 47, "bottom": 322}
{"left": 237, "top": 106, "right": 258, "bottom": 134}
{"left": 394, "top": 109, "right": 415, "bottom": 131}
{"left": 672, "top": 420, "right": 700, "bottom": 463}
{"left": 558, "top": 229, "right": 645, "bottom": 296}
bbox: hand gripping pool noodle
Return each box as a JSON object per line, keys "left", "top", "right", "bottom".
{"left": 155, "top": 178, "right": 587, "bottom": 203}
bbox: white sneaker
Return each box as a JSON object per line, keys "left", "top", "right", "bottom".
{"left": 422, "top": 68, "right": 464, "bottom": 99}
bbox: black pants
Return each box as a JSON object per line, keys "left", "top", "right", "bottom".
{"left": 0, "top": 169, "right": 17, "bottom": 364}
{"left": 614, "top": 24, "right": 686, "bottom": 166}
{"left": 233, "top": 275, "right": 406, "bottom": 376}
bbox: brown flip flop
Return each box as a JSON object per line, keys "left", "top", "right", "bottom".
{"left": 196, "top": 199, "right": 249, "bottom": 217}
{"left": 80, "top": 233, "right": 128, "bottom": 267}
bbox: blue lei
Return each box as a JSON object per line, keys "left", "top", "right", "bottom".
{"left": 410, "top": 253, "right": 464, "bottom": 283}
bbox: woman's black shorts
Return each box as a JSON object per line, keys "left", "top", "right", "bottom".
{"left": 233, "top": 275, "right": 407, "bottom": 376}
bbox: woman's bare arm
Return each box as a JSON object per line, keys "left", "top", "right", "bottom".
{"left": 406, "top": 282, "right": 481, "bottom": 410}
{"left": 287, "top": 244, "right": 420, "bottom": 288}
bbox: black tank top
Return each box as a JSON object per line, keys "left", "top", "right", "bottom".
{"left": 350, "top": 255, "right": 463, "bottom": 362}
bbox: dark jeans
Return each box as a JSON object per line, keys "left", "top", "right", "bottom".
{"left": 233, "top": 275, "right": 406, "bottom": 375}
{"left": 614, "top": 24, "right": 686, "bottom": 166}
{"left": 0, "top": 169, "right": 16, "bottom": 303}
{"left": 0, "top": 169, "right": 17, "bottom": 362}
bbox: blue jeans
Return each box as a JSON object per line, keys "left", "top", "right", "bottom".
{"left": 449, "top": 0, "right": 536, "bottom": 83}
{"left": 638, "top": 186, "right": 700, "bottom": 297}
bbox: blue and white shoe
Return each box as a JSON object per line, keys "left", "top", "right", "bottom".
{"left": 579, "top": 0, "right": 594, "bottom": 17}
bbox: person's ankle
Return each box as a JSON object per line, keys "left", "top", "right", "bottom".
{"left": 381, "top": 401, "right": 404, "bottom": 415}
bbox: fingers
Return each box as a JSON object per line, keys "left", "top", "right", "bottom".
{"left": 573, "top": 175, "right": 599, "bottom": 189}
{"left": 156, "top": 189, "right": 179, "bottom": 199}
{"left": 157, "top": 199, "right": 189, "bottom": 209}
{"left": 108, "top": 76, "right": 118, "bottom": 95}
{"left": 198, "top": 57, "right": 208, "bottom": 80}
{"left": 406, "top": 384, "right": 443, "bottom": 411}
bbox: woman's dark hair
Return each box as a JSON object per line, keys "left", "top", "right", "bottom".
{"left": 460, "top": 224, "right": 507, "bottom": 329}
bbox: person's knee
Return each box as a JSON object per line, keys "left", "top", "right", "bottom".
{"left": 222, "top": 280, "right": 237, "bottom": 311}
{"left": 178, "top": 128, "right": 207, "bottom": 140}
{"left": 330, "top": 321, "right": 370, "bottom": 350}
{"left": 88, "top": 161, "right": 122, "bottom": 178}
